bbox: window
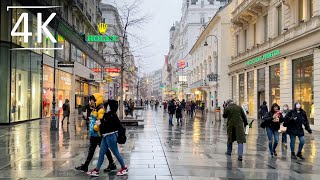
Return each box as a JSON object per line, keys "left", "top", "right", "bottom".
{"left": 200, "top": 15, "right": 205, "bottom": 23}
{"left": 264, "top": 15, "right": 268, "bottom": 42}
{"left": 293, "top": 55, "right": 314, "bottom": 124}
{"left": 299, "top": 0, "right": 304, "bottom": 22}
{"left": 253, "top": 24, "right": 256, "bottom": 46}
{"left": 244, "top": 29, "right": 247, "bottom": 50}
{"left": 270, "top": 64, "right": 280, "bottom": 105}
{"left": 236, "top": 35, "right": 240, "bottom": 55}
{"left": 239, "top": 74, "right": 245, "bottom": 106}
{"left": 191, "top": 0, "right": 198, "bottom": 5}
{"left": 201, "top": 0, "right": 204, "bottom": 7}
{"left": 278, "top": 5, "right": 282, "bottom": 36}
{"left": 247, "top": 71, "right": 254, "bottom": 116}
{"left": 257, "top": 68, "right": 266, "bottom": 115}
{"left": 232, "top": 76, "right": 236, "bottom": 101}
{"left": 310, "top": 0, "right": 314, "bottom": 18}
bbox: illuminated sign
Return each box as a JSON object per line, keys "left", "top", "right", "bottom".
{"left": 177, "top": 60, "right": 187, "bottom": 69}
{"left": 179, "top": 76, "right": 187, "bottom": 82}
{"left": 245, "top": 49, "right": 281, "bottom": 66}
{"left": 91, "top": 68, "right": 102, "bottom": 72}
{"left": 107, "top": 68, "right": 121, "bottom": 73}
{"left": 98, "top": 23, "right": 108, "bottom": 35}
{"left": 86, "top": 23, "right": 119, "bottom": 43}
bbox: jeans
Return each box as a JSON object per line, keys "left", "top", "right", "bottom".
{"left": 97, "top": 133, "right": 125, "bottom": 170}
{"left": 84, "top": 137, "right": 113, "bottom": 167}
{"left": 227, "top": 143, "right": 243, "bottom": 157}
{"left": 282, "top": 132, "right": 287, "bottom": 144}
{"left": 290, "top": 135, "right": 305, "bottom": 153}
{"left": 169, "top": 114, "right": 173, "bottom": 125}
{"left": 266, "top": 127, "right": 279, "bottom": 153}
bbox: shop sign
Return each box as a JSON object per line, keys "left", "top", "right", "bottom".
{"left": 207, "top": 73, "right": 218, "bottom": 82}
{"left": 180, "top": 83, "right": 188, "bottom": 87}
{"left": 177, "top": 60, "right": 188, "bottom": 69}
{"left": 61, "top": 77, "right": 71, "bottom": 85}
{"left": 91, "top": 68, "right": 102, "bottom": 73}
{"left": 106, "top": 68, "right": 121, "bottom": 73}
{"left": 58, "top": 61, "right": 74, "bottom": 68}
{"left": 179, "top": 76, "right": 187, "bottom": 82}
{"left": 86, "top": 23, "right": 119, "bottom": 43}
{"left": 245, "top": 49, "right": 281, "bottom": 66}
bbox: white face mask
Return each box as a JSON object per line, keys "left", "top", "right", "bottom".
{"left": 283, "top": 107, "right": 288, "bottom": 110}
{"left": 296, "top": 104, "right": 301, "bottom": 109}
{"left": 106, "top": 105, "right": 111, "bottom": 112}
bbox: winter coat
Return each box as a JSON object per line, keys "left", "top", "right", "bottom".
{"left": 62, "top": 103, "right": 70, "bottom": 117}
{"left": 262, "top": 111, "right": 284, "bottom": 131}
{"left": 89, "top": 93, "right": 105, "bottom": 137}
{"left": 285, "top": 109, "right": 312, "bottom": 137}
{"left": 259, "top": 104, "right": 268, "bottom": 117}
{"left": 168, "top": 102, "right": 176, "bottom": 115}
{"left": 223, "top": 103, "right": 248, "bottom": 144}
{"left": 176, "top": 105, "right": 183, "bottom": 119}
{"left": 100, "top": 100, "right": 121, "bottom": 135}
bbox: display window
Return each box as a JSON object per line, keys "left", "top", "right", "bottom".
{"left": 239, "top": 73, "right": 245, "bottom": 106}
{"left": 293, "top": 55, "right": 314, "bottom": 124}
{"left": 270, "top": 64, "right": 280, "bottom": 105}
{"left": 247, "top": 71, "right": 254, "bottom": 116}
{"left": 232, "top": 76, "right": 236, "bottom": 101}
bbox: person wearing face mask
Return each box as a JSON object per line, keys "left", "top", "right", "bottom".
{"left": 262, "top": 103, "right": 284, "bottom": 157}
{"left": 285, "top": 102, "right": 312, "bottom": 160}
{"left": 280, "top": 104, "right": 290, "bottom": 147}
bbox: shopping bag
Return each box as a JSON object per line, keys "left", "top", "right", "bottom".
{"left": 245, "top": 125, "right": 250, "bottom": 135}
{"left": 278, "top": 123, "right": 287, "bottom": 133}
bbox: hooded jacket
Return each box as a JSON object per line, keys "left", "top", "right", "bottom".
{"left": 285, "top": 107, "right": 312, "bottom": 137}
{"left": 89, "top": 93, "right": 105, "bottom": 137}
{"left": 100, "top": 100, "right": 121, "bottom": 135}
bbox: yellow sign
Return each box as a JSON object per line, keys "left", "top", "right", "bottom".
{"left": 97, "top": 23, "right": 108, "bottom": 35}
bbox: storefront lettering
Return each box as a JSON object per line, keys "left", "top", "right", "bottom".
{"left": 61, "top": 77, "right": 71, "bottom": 85}
{"left": 245, "top": 49, "right": 281, "bottom": 66}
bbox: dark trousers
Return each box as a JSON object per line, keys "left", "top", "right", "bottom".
{"left": 84, "top": 136, "right": 114, "bottom": 167}
{"left": 62, "top": 115, "right": 69, "bottom": 123}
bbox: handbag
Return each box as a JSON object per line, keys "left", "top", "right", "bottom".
{"left": 117, "top": 124, "right": 127, "bottom": 144}
{"left": 245, "top": 125, "right": 250, "bottom": 135}
{"left": 278, "top": 123, "right": 287, "bottom": 133}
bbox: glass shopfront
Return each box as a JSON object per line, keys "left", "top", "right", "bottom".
{"left": 11, "top": 51, "right": 42, "bottom": 122}
{"left": 75, "top": 80, "right": 90, "bottom": 108}
{"left": 239, "top": 73, "right": 245, "bottom": 106}
{"left": 293, "top": 55, "right": 314, "bottom": 124}
{"left": 232, "top": 76, "right": 236, "bottom": 101}
{"left": 257, "top": 68, "right": 266, "bottom": 117}
{"left": 247, "top": 71, "right": 254, "bottom": 116}
{"left": 270, "top": 64, "right": 280, "bottom": 105}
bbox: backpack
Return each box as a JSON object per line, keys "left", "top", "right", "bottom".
{"left": 62, "top": 104, "right": 67, "bottom": 111}
{"left": 117, "top": 124, "right": 127, "bottom": 144}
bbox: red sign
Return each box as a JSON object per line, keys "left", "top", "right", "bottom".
{"left": 107, "top": 68, "right": 121, "bottom": 73}
{"left": 91, "top": 68, "right": 102, "bottom": 72}
{"left": 177, "top": 60, "right": 187, "bottom": 69}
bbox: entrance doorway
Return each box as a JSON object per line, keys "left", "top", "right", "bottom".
{"left": 257, "top": 68, "right": 266, "bottom": 119}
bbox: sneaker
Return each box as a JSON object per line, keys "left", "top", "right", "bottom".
{"left": 75, "top": 164, "right": 88, "bottom": 172}
{"left": 225, "top": 152, "right": 231, "bottom": 156}
{"left": 104, "top": 162, "right": 117, "bottom": 172}
{"left": 87, "top": 168, "right": 99, "bottom": 177}
{"left": 238, "top": 156, "right": 243, "bottom": 161}
{"left": 273, "top": 151, "right": 277, "bottom": 157}
{"left": 291, "top": 152, "right": 297, "bottom": 160}
{"left": 117, "top": 166, "right": 128, "bottom": 176}
{"left": 270, "top": 152, "right": 274, "bottom": 158}
{"left": 297, "top": 153, "right": 305, "bottom": 160}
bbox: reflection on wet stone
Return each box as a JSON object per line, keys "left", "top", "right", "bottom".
{"left": 0, "top": 109, "right": 320, "bottom": 179}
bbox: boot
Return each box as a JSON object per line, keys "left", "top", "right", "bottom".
{"left": 291, "top": 152, "right": 297, "bottom": 160}
{"left": 297, "top": 152, "right": 305, "bottom": 160}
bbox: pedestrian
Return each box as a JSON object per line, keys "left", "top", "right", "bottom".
{"left": 75, "top": 94, "right": 116, "bottom": 173}
{"left": 242, "top": 102, "right": 249, "bottom": 115}
{"left": 168, "top": 99, "right": 175, "bottom": 126}
{"left": 186, "top": 101, "right": 191, "bottom": 117}
{"left": 201, "top": 101, "right": 205, "bottom": 114}
{"left": 140, "top": 99, "right": 143, "bottom": 106}
{"left": 61, "top": 99, "right": 70, "bottom": 124}
{"left": 176, "top": 102, "right": 183, "bottom": 126}
{"left": 222, "top": 99, "right": 248, "bottom": 161}
{"left": 191, "top": 101, "right": 196, "bottom": 117}
{"left": 258, "top": 101, "right": 268, "bottom": 119}
{"left": 262, "top": 103, "right": 283, "bottom": 157}
{"left": 281, "top": 104, "right": 290, "bottom": 147}
{"left": 163, "top": 100, "right": 168, "bottom": 113}
{"left": 285, "top": 102, "right": 312, "bottom": 159}
{"left": 87, "top": 100, "right": 128, "bottom": 177}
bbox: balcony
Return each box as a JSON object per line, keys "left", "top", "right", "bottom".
{"left": 231, "top": 0, "right": 270, "bottom": 27}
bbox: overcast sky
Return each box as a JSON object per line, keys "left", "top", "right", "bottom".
{"left": 103, "top": 0, "right": 182, "bottom": 73}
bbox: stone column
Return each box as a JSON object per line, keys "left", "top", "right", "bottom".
{"left": 313, "top": 48, "right": 320, "bottom": 127}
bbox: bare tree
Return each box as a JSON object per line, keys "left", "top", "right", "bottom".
{"left": 103, "top": 0, "right": 150, "bottom": 119}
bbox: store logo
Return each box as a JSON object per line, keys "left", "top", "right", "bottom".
{"left": 7, "top": 6, "right": 63, "bottom": 50}
{"left": 98, "top": 23, "right": 108, "bottom": 35}
{"left": 177, "top": 60, "right": 188, "bottom": 69}
{"left": 245, "top": 49, "right": 281, "bottom": 66}
{"left": 86, "top": 23, "right": 119, "bottom": 43}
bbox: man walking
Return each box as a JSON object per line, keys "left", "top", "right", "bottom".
{"left": 168, "top": 99, "right": 175, "bottom": 126}
{"left": 62, "top": 99, "right": 70, "bottom": 124}
{"left": 223, "top": 99, "right": 248, "bottom": 161}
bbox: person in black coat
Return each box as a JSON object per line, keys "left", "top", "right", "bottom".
{"left": 259, "top": 101, "right": 268, "bottom": 119}
{"left": 176, "top": 102, "right": 183, "bottom": 126}
{"left": 262, "top": 103, "right": 284, "bottom": 157}
{"left": 285, "top": 102, "right": 312, "bottom": 160}
{"left": 168, "top": 99, "right": 176, "bottom": 126}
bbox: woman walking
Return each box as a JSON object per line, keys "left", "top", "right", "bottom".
{"left": 259, "top": 101, "right": 268, "bottom": 119}
{"left": 285, "top": 102, "right": 312, "bottom": 159}
{"left": 280, "top": 104, "right": 290, "bottom": 147}
{"left": 262, "top": 103, "right": 283, "bottom": 157}
{"left": 176, "top": 102, "right": 183, "bottom": 126}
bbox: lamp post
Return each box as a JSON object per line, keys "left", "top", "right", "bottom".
{"left": 204, "top": 35, "right": 219, "bottom": 111}
{"left": 51, "top": 20, "right": 59, "bottom": 130}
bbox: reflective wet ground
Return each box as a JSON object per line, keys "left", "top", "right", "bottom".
{"left": 0, "top": 108, "right": 320, "bottom": 179}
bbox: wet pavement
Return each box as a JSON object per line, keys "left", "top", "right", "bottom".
{"left": 0, "top": 108, "right": 320, "bottom": 180}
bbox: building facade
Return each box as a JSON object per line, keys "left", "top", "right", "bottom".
{"left": 188, "top": 2, "right": 233, "bottom": 112}
{"left": 0, "top": 0, "right": 105, "bottom": 124}
{"left": 229, "top": 0, "right": 320, "bottom": 128}
{"left": 151, "top": 69, "right": 163, "bottom": 100}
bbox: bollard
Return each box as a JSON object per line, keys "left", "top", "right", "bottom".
{"left": 215, "top": 107, "right": 221, "bottom": 121}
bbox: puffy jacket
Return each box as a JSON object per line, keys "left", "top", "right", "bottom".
{"left": 89, "top": 93, "right": 105, "bottom": 137}
{"left": 262, "top": 111, "right": 284, "bottom": 131}
{"left": 285, "top": 109, "right": 312, "bottom": 137}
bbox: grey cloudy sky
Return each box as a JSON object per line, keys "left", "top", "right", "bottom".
{"left": 103, "top": 0, "right": 182, "bottom": 73}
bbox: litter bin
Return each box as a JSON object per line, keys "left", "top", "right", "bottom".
{"left": 215, "top": 107, "right": 221, "bottom": 121}
{"left": 50, "top": 107, "right": 60, "bottom": 130}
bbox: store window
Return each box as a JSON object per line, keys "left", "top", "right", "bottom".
{"left": 270, "top": 64, "right": 280, "bottom": 105}
{"left": 239, "top": 73, "right": 245, "bottom": 106}
{"left": 42, "top": 65, "right": 54, "bottom": 118}
{"left": 257, "top": 68, "right": 266, "bottom": 111}
{"left": 0, "top": 43, "right": 10, "bottom": 123}
{"left": 293, "top": 55, "right": 314, "bottom": 124}
{"left": 247, "top": 71, "right": 254, "bottom": 116}
{"left": 71, "top": 44, "right": 77, "bottom": 62}
{"left": 232, "top": 76, "right": 236, "bottom": 101}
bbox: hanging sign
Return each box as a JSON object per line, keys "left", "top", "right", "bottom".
{"left": 177, "top": 60, "right": 188, "bottom": 69}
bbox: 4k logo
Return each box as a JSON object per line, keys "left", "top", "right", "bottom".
{"left": 11, "top": 12, "right": 57, "bottom": 43}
